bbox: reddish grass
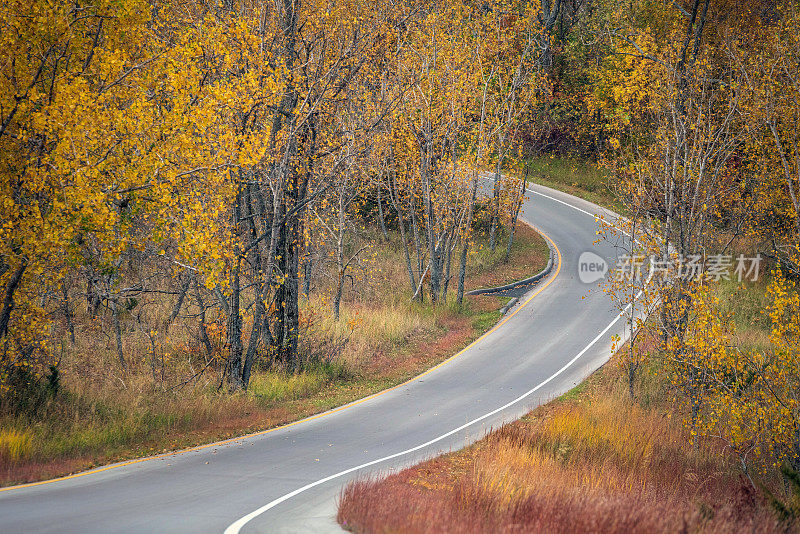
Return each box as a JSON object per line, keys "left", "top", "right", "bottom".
{"left": 337, "top": 355, "right": 786, "bottom": 534}
{"left": 339, "top": 475, "right": 772, "bottom": 534}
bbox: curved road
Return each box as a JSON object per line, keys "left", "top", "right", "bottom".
{"left": 0, "top": 184, "right": 633, "bottom": 533}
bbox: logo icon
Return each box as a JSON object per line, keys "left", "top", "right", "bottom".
{"left": 578, "top": 251, "right": 607, "bottom": 284}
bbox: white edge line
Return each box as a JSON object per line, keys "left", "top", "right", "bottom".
{"left": 225, "top": 296, "right": 642, "bottom": 534}
{"left": 224, "top": 302, "right": 636, "bottom": 533}
{"left": 526, "top": 187, "right": 631, "bottom": 237}
{"left": 225, "top": 189, "right": 650, "bottom": 534}
{"left": 477, "top": 175, "right": 630, "bottom": 236}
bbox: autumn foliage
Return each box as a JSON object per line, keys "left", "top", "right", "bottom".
{"left": 0, "top": 0, "right": 542, "bottom": 403}
{"left": 587, "top": 0, "right": 800, "bottom": 479}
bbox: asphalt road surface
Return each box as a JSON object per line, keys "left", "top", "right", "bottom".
{"left": 0, "top": 184, "right": 635, "bottom": 533}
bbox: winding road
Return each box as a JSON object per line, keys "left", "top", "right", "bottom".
{"left": 0, "top": 184, "right": 635, "bottom": 533}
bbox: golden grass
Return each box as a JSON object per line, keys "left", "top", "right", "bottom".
{"left": 468, "top": 394, "right": 723, "bottom": 509}
{"left": 320, "top": 301, "right": 421, "bottom": 342}
{"left": 248, "top": 370, "right": 327, "bottom": 404}
{"left": 0, "top": 429, "right": 32, "bottom": 464}
{"left": 339, "top": 376, "right": 777, "bottom": 533}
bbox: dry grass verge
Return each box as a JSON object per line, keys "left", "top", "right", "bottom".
{"left": 524, "top": 156, "right": 622, "bottom": 213}
{"left": 0, "top": 223, "right": 548, "bottom": 487}
{"left": 338, "top": 329, "right": 784, "bottom": 534}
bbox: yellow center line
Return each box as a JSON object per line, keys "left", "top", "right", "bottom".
{"left": 0, "top": 222, "right": 561, "bottom": 494}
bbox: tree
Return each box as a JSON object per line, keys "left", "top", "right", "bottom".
{"left": 594, "top": 0, "right": 753, "bottom": 354}
{"left": 0, "top": 0, "right": 154, "bottom": 395}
